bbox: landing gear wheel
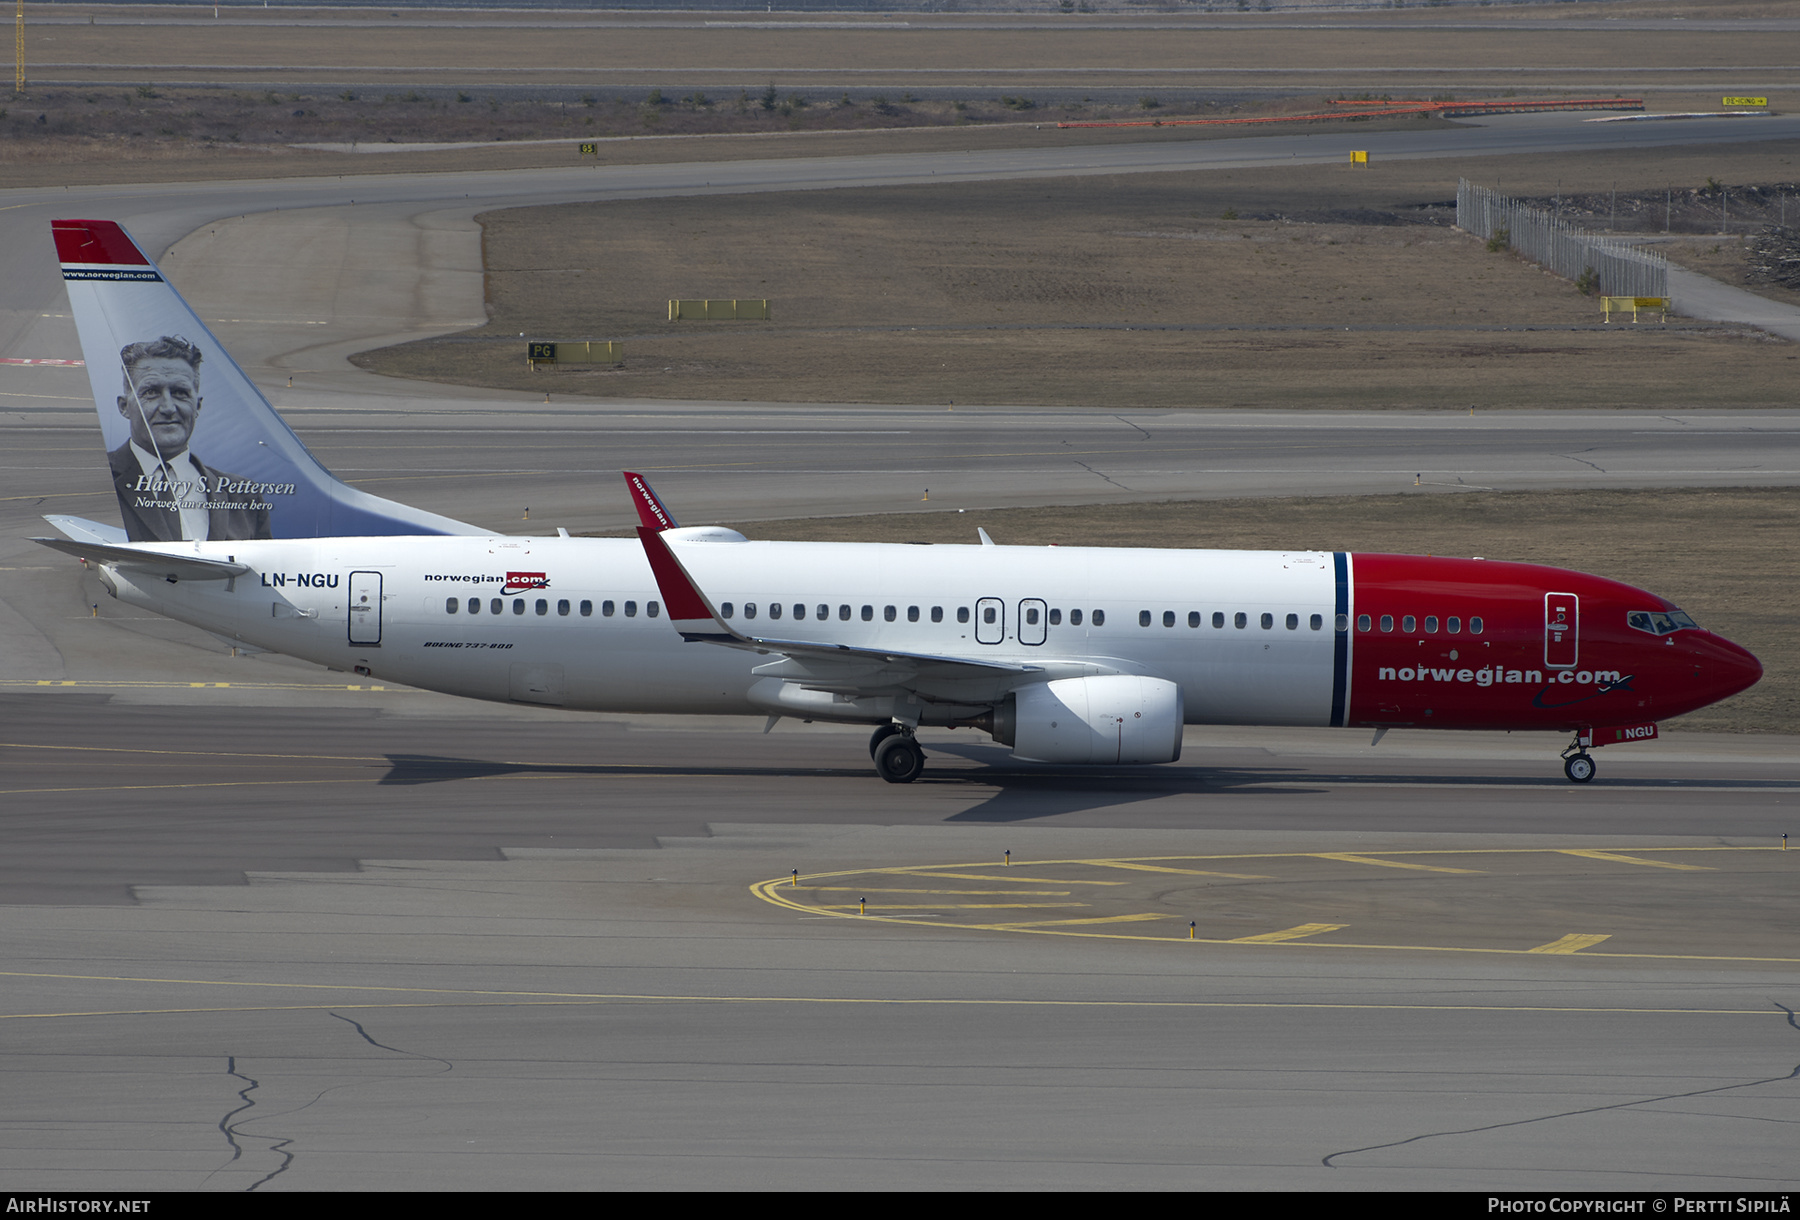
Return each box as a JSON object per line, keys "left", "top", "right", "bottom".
{"left": 1564, "top": 753, "right": 1596, "bottom": 784}
{"left": 869, "top": 723, "right": 903, "bottom": 759}
{"left": 873, "top": 734, "right": 925, "bottom": 784}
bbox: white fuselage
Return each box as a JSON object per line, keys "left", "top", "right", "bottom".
{"left": 101, "top": 534, "right": 1345, "bottom": 726}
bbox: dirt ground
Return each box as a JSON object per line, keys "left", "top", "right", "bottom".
{"left": 358, "top": 155, "right": 1800, "bottom": 409}
{"left": 594, "top": 487, "right": 1794, "bottom": 734}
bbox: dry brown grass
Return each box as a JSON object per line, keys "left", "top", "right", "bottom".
{"left": 618, "top": 487, "right": 1796, "bottom": 734}
{"left": 359, "top": 164, "right": 1800, "bottom": 409}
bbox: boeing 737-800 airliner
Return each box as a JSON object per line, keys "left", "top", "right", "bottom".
{"left": 36, "top": 219, "right": 1761, "bottom": 783}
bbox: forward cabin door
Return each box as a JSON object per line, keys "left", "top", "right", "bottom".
{"left": 348, "top": 571, "right": 383, "bottom": 646}
{"left": 1544, "top": 592, "right": 1579, "bottom": 669}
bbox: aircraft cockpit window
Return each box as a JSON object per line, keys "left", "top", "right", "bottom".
{"left": 1628, "top": 609, "right": 1698, "bottom": 636}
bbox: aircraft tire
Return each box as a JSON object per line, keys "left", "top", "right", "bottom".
{"left": 869, "top": 723, "right": 903, "bottom": 759}
{"left": 1564, "top": 753, "right": 1596, "bottom": 784}
{"left": 874, "top": 734, "right": 925, "bottom": 784}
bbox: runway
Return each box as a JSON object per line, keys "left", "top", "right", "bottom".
{"left": 3, "top": 112, "right": 1799, "bottom": 1190}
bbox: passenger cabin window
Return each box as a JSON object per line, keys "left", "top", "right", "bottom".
{"left": 1049, "top": 608, "right": 1061, "bottom": 626}
{"left": 1470, "top": 617, "right": 1483, "bottom": 635}
{"left": 1069, "top": 609, "right": 1083, "bottom": 626}
{"left": 468, "top": 598, "right": 480, "bottom": 615}
{"left": 1188, "top": 611, "right": 1200, "bottom": 628}
{"left": 742, "top": 603, "right": 755, "bottom": 619}
{"left": 647, "top": 601, "right": 660, "bottom": 618}
{"left": 490, "top": 598, "right": 503, "bottom": 616}
{"left": 839, "top": 605, "right": 852, "bottom": 621}
{"left": 769, "top": 603, "right": 782, "bottom": 620}
{"left": 1234, "top": 612, "right": 1247, "bottom": 629}
{"left": 862, "top": 605, "right": 874, "bottom": 622}
{"left": 817, "top": 605, "right": 829, "bottom": 621}
{"left": 1310, "top": 614, "right": 1323, "bottom": 631}
{"left": 1424, "top": 615, "right": 1438, "bottom": 633}
{"left": 1092, "top": 609, "right": 1105, "bottom": 626}
{"left": 1402, "top": 615, "right": 1416, "bottom": 633}
{"left": 1163, "top": 611, "right": 1176, "bottom": 628}
{"left": 512, "top": 599, "right": 525, "bottom": 616}
{"left": 1447, "top": 616, "right": 1461, "bottom": 634}
{"left": 1380, "top": 614, "right": 1393, "bottom": 632}
{"left": 1357, "top": 614, "right": 1372, "bottom": 632}
{"left": 721, "top": 603, "right": 735, "bottom": 619}
{"left": 625, "top": 601, "right": 639, "bottom": 618}
{"left": 558, "top": 599, "right": 570, "bottom": 617}
{"left": 446, "top": 598, "right": 458, "bottom": 614}
{"left": 1261, "top": 613, "right": 1274, "bottom": 630}
{"left": 536, "top": 599, "right": 548, "bottom": 616}
{"left": 602, "top": 600, "right": 615, "bottom": 617}
{"left": 1026, "top": 607, "right": 1041, "bottom": 626}
{"left": 1212, "top": 612, "right": 1224, "bottom": 629}
{"left": 983, "top": 606, "right": 997, "bottom": 625}
{"left": 580, "top": 600, "right": 593, "bottom": 617}
{"left": 1286, "top": 613, "right": 1299, "bottom": 630}
{"left": 1139, "top": 610, "right": 1152, "bottom": 627}
{"left": 958, "top": 607, "right": 971, "bottom": 624}
{"left": 884, "top": 605, "right": 897, "bottom": 622}
{"left": 908, "top": 606, "right": 920, "bottom": 623}
{"left": 933, "top": 607, "right": 945, "bottom": 623}
{"left": 794, "top": 604, "right": 806, "bottom": 620}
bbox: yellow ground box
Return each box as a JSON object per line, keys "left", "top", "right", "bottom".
{"left": 1601, "top": 296, "right": 1669, "bottom": 323}
{"left": 526, "top": 340, "right": 622, "bottom": 369}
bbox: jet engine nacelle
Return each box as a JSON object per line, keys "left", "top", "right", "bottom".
{"left": 1008, "top": 675, "right": 1185, "bottom": 765}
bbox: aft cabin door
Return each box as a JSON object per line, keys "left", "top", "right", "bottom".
{"left": 1544, "top": 592, "right": 1578, "bottom": 669}
{"left": 348, "top": 571, "right": 383, "bottom": 646}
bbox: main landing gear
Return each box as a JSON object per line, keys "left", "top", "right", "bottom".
{"left": 1561, "top": 734, "right": 1597, "bottom": 784}
{"left": 870, "top": 724, "right": 925, "bottom": 784}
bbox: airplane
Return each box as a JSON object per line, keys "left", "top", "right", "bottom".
{"left": 35, "top": 218, "right": 1763, "bottom": 785}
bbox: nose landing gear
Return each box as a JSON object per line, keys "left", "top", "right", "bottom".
{"left": 1561, "top": 730, "right": 1596, "bottom": 783}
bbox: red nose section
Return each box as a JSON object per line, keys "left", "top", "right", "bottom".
{"left": 1707, "top": 634, "right": 1764, "bottom": 703}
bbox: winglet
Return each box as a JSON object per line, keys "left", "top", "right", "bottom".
{"left": 623, "top": 471, "right": 679, "bottom": 532}
{"left": 636, "top": 527, "right": 737, "bottom": 643}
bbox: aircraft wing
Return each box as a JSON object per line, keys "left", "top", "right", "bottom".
{"left": 32, "top": 536, "right": 250, "bottom": 583}
{"left": 624, "top": 472, "right": 1052, "bottom": 694}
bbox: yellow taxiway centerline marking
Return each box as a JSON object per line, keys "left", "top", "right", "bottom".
{"left": 973, "top": 913, "right": 1169, "bottom": 930}
{"left": 1528, "top": 934, "right": 1613, "bottom": 954}
{"left": 814, "top": 903, "right": 1089, "bottom": 911}
{"left": 885, "top": 871, "right": 1127, "bottom": 885}
{"left": 1558, "top": 850, "right": 1713, "bottom": 871}
{"left": 1313, "top": 853, "right": 1484, "bottom": 874}
{"left": 1084, "top": 859, "right": 1272, "bottom": 879}
{"left": 804, "top": 887, "right": 1074, "bottom": 896}
{"left": 1231, "top": 922, "right": 1348, "bottom": 943}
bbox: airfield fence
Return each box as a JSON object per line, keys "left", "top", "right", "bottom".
{"left": 1457, "top": 179, "right": 1668, "bottom": 300}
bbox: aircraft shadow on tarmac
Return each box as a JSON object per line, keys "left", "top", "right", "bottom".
{"left": 377, "top": 747, "right": 1796, "bottom": 825}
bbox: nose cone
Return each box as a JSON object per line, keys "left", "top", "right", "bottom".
{"left": 1696, "top": 632, "right": 1763, "bottom": 705}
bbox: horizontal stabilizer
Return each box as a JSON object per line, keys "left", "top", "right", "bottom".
{"left": 33, "top": 537, "right": 250, "bottom": 583}
{"left": 43, "top": 514, "right": 129, "bottom": 546}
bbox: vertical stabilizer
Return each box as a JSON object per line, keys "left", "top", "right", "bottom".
{"left": 52, "top": 218, "right": 480, "bottom": 541}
